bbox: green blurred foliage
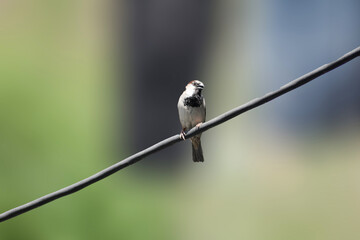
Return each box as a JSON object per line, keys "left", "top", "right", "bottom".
{"left": 1, "top": 1, "right": 360, "bottom": 240}
{"left": 0, "top": 1, "right": 175, "bottom": 239}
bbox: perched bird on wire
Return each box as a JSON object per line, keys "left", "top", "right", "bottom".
{"left": 177, "top": 80, "right": 206, "bottom": 162}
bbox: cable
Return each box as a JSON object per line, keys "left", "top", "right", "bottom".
{"left": 1, "top": 46, "right": 359, "bottom": 223}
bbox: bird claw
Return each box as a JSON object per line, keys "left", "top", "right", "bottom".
{"left": 180, "top": 123, "right": 203, "bottom": 140}
{"left": 180, "top": 130, "right": 186, "bottom": 140}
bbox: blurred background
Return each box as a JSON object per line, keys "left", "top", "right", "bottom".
{"left": 1, "top": 0, "right": 360, "bottom": 239}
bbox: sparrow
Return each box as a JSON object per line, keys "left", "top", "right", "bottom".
{"left": 177, "top": 80, "right": 206, "bottom": 162}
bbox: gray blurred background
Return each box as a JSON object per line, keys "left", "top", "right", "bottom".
{"left": 1, "top": 0, "right": 360, "bottom": 239}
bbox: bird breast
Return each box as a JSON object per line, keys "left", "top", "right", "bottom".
{"left": 178, "top": 93, "right": 205, "bottom": 130}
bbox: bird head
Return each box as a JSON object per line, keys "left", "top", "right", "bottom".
{"left": 185, "top": 80, "right": 205, "bottom": 95}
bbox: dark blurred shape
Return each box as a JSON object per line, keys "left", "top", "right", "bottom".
{"left": 256, "top": 1, "right": 360, "bottom": 133}
{"left": 123, "top": 0, "right": 215, "bottom": 171}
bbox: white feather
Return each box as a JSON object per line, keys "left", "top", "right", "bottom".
{"left": 177, "top": 81, "right": 206, "bottom": 131}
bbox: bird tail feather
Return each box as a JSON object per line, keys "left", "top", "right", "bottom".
{"left": 191, "top": 137, "right": 204, "bottom": 162}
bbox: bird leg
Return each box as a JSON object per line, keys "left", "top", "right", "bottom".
{"left": 180, "top": 129, "right": 186, "bottom": 140}
{"left": 195, "top": 122, "right": 203, "bottom": 129}
{"left": 180, "top": 123, "right": 202, "bottom": 140}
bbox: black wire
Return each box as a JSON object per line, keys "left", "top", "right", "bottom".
{"left": 1, "top": 46, "right": 359, "bottom": 223}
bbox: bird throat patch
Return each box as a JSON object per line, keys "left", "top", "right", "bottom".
{"left": 184, "top": 95, "right": 202, "bottom": 107}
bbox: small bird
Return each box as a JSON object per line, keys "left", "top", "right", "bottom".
{"left": 178, "top": 80, "right": 206, "bottom": 162}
